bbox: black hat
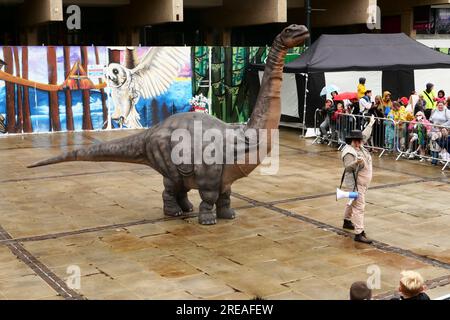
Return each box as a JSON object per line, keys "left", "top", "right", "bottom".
{"left": 346, "top": 130, "right": 363, "bottom": 144}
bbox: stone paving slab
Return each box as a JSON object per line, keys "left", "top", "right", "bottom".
{"left": 0, "top": 129, "right": 449, "bottom": 299}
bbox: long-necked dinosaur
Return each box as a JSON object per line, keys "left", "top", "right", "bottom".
{"left": 28, "top": 25, "right": 309, "bottom": 225}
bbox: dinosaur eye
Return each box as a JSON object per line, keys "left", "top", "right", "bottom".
{"left": 113, "top": 69, "right": 119, "bottom": 75}
{"left": 285, "top": 29, "right": 291, "bottom": 33}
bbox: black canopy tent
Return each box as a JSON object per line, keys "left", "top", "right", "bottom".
{"left": 249, "top": 33, "right": 450, "bottom": 128}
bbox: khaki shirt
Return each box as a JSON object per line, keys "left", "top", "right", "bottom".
{"left": 342, "top": 145, "right": 372, "bottom": 190}
{"left": 341, "top": 123, "right": 374, "bottom": 191}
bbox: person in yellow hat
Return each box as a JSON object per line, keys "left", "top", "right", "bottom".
{"left": 357, "top": 77, "right": 366, "bottom": 100}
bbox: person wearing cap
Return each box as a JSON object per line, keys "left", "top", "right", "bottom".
{"left": 422, "top": 83, "right": 436, "bottom": 119}
{"left": 341, "top": 115, "right": 375, "bottom": 244}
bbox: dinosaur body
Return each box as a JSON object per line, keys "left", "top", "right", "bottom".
{"left": 29, "top": 25, "right": 309, "bottom": 225}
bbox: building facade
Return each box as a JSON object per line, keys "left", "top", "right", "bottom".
{"left": 0, "top": 0, "right": 449, "bottom": 47}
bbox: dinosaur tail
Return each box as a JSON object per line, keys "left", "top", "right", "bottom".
{"left": 28, "top": 131, "right": 149, "bottom": 168}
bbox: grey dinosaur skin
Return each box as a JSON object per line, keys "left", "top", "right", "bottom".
{"left": 28, "top": 25, "right": 309, "bottom": 225}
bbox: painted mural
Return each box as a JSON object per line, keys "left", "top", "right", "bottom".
{"left": 0, "top": 46, "right": 192, "bottom": 134}
{"left": 192, "top": 46, "right": 306, "bottom": 123}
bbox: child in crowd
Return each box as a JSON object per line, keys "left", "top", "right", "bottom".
{"left": 436, "top": 128, "right": 450, "bottom": 163}
{"left": 385, "top": 102, "right": 407, "bottom": 150}
{"left": 331, "top": 102, "right": 345, "bottom": 121}
{"left": 399, "top": 97, "right": 409, "bottom": 108}
{"left": 393, "top": 271, "right": 430, "bottom": 300}
{"left": 400, "top": 97, "right": 415, "bottom": 122}
{"left": 406, "top": 111, "right": 431, "bottom": 159}
{"left": 430, "top": 131, "right": 442, "bottom": 166}
{"left": 414, "top": 94, "right": 426, "bottom": 115}
{"left": 357, "top": 78, "right": 366, "bottom": 99}
{"left": 382, "top": 91, "right": 393, "bottom": 116}
{"left": 332, "top": 102, "right": 346, "bottom": 144}
{"left": 319, "top": 98, "right": 336, "bottom": 142}
{"left": 435, "top": 90, "right": 446, "bottom": 104}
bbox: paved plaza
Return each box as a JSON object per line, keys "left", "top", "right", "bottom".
{"left": 0, "top": 128, "right": 449, "bottom": 300}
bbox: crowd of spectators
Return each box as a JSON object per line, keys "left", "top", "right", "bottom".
{"left": 318, "top": 80, "right": 450, "bottom": 166}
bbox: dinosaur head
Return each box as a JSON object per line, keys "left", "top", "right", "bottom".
{"left": 279, "top": 24, "right": 309, "bottom": 48}
{"left": 105, "top": 63, "right": 129, "bottom": 88}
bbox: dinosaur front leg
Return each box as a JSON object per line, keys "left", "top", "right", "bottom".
{"left": 198, "top": 190, "right": 218, "bottom": 225}
{"left": 216, "top": 188, "right": 235, "bottom": 220}
{"left": 162, "top": 177, "right": 183, "bottom": 217}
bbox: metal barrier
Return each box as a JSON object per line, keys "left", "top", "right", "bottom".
{"left": 337, "top": 114, "right": 395, "bottom": 157}
{"left": 395, "top": 120, "right": 450, "bottom": 171}
{"left": 311, "top": 109, "right": 449, "bottom": 170}
{"left": 313, "top": 108, "right": 356, "bottom": 149}
{"left": 328, "top": 114, "right": 396, "bottom": 158}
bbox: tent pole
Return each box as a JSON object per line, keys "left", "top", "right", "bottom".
{"left": 208, "top": 46, "right": 212, "bottom": 115}
{"left": 300, "top": 73, "right": 309, "bottom": 138}
{"left": 305, "top": 0, "right": 312, "bottom": 47}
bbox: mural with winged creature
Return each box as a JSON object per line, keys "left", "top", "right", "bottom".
{"left": 105, "top": 47, "right": 189, "bottom": 129}
{"left": 0, "top": 46, "right": 192, "bottom": 134}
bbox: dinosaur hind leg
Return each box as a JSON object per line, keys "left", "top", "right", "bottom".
{"left": 198, "top": 190, "right": 218, "bottom": 225}
{"left": 162, "top": 177, "right": 184, "bottom": 217}
{"left": 177, "top": 192, "right": 194, "bottom": 213}
{"left": 216, "top": 188, "right": 235, "bottom": 220}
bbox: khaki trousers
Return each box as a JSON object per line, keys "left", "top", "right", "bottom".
{"left": 344, "top": 184, "right": 367, "bottom": 234}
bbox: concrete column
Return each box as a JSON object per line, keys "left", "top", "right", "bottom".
{"left": 401, "top": 10, "right": 414, "bottom": 37}
{"left": 311, "top": 0, "right": 374, "bottom": 27}
{"left": 20, "top": 0, "right": 63, "bottom": 25}
{"left": 203, "top": 0, "right": 287, "bottom": 27}
{"left": 222, "top": 28, "right": 232, "bottom": 46}
{"left": 127, "top": 28, "right": 141, "bottom": 46}
{"left": 124, "top": 0, "right": 184, "bottom": 26}
{"left": 26, "top": 28, "right": 39, "bottom": 46}
{"left": 118, "top": 29, "right": 127, "bottom": 45}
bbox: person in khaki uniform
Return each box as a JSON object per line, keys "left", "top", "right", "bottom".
{"left": 341, "top": 116, "right": 375, "bottom": 244}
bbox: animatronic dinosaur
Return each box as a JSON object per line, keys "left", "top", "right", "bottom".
{"left": 28, "top": 25, "right": 309, "bottom": 225}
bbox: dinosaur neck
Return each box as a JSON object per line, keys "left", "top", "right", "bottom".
{"left": 246, "top": 36, "right": 288, "bottom": 131}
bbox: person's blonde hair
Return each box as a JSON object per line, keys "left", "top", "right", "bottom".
{"left": 399, "top": 271, "right": 425, "bottom": 297}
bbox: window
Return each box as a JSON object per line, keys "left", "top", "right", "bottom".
{"left": 414, "top": 5, "right": 450, "bottom": 35}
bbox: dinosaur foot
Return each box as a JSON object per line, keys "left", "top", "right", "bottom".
{"left": 198, "top": 212, "right": 217, "bottom": 225}
{"left": 217, "top": 207, "right": 236, "bottom": 220}
{"left": 163, "top": 204, "right": 184, "bottom": 217}
{"left": 177, "top": 197, "right": 194, "bottom": 213}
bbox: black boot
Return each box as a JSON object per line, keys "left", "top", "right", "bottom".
{"left": 354, "top": 231, "right": 373, "bottom": 244}
{"left": 343, "top": 219, "right": 355, "bottom": 230}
